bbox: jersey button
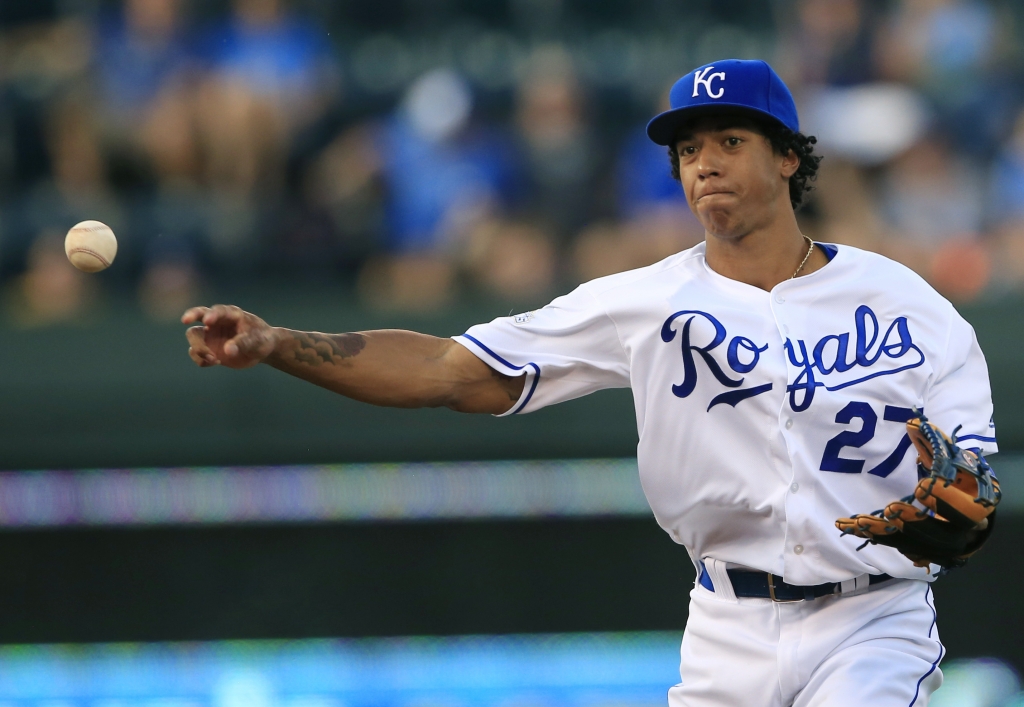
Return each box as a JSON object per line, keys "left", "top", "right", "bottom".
{"left": 790, "top": 482, "right": 799, "bottom": 493}
{"left": 775, "top": 294, "right": 785, "bottom": 303}
{"left": 794, "top": 544, "right": 804, "bottom": 555}
{"left": 785, "top": 419, "right": 794, "bottom": 429}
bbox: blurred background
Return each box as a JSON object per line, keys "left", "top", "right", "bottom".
{"left": 0, "top": 0, "right": 1023, "bottom": 704}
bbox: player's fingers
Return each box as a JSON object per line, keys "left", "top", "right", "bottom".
{"left": 223, "top": 329, "right": 272, "bottom": 360}
{"left": 185, "top": 325, "right": 210, "bottom": 351}
{"left": 185, "top": 326, "right": 218, "bottom": 363}
{"left": 201, "top": 304, "right": 243, "bottom": 327}
{"left": 181, "top": 306, "right": 211, "bottom": 325}
{"left": 188, "top": 347, "right": 218, "bottom": 367}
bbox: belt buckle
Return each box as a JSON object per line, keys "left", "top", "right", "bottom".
{"left": 767, "top": 573, "right": 802, "bottom": 603}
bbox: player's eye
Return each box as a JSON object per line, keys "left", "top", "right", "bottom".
{"left": 679, "top": 145, "right": 697, "bottom": 156}
{"left": 726, "top": 137, "right": 742, "bottom": 147}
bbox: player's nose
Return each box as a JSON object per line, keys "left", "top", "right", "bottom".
{"left": 696, "top": 164, "right": 722, "bottom": 180}
{"left": 695, "top": 150, "right": 723, "bottom": 178}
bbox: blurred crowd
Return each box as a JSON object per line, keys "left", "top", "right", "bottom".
{"left": 1, "top": 0, "right": 1024, "bottom": 323}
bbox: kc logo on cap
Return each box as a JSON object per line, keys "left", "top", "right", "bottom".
{"left": 692, "top": 66, "right": 726, "bottom": 99}
{"left": 646, "top": 59, "right": 800, "bottom": 145}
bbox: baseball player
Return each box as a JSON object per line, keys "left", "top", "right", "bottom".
{"left": 182, "top": 59, "right": 1000, "bottom": 705}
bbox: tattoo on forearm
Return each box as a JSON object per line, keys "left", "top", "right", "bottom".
{"left": 290, "top": 332, "right": 367, "bottom": 366}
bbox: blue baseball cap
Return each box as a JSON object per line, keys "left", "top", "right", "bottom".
{"left": 647, "top": 59, "right": 799, "bottom": 146}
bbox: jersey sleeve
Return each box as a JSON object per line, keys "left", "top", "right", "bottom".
{"left": 453, "top": 284, "right": 631, "bottom": 416}
{"left": 924, "top": 310, "right": 997, "bottom": 455}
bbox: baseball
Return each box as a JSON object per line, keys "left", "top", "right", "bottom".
{"left": 65, "top": 220, "right": 117, "bottom": 273}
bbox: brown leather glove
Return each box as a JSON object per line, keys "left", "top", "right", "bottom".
{"left": 835, "top": 414, "right": 1000, "bottom": 570}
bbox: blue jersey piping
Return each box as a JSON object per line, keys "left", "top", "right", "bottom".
{"left": 909, "top": 585, "right": 944, "bottom": 706}
{"left": 956, "top": 433, "right": 996, "bottom": 444}
{"left": 459, "top": 334, "right": 540, "bottom": 415}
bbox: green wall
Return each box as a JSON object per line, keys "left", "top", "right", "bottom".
{"left": 0, "top": 515, "right": 1017, "bottom": 673}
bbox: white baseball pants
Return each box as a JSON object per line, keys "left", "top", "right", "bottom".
{"left": 668, "top": 575, "right": 944, "bottom": 706}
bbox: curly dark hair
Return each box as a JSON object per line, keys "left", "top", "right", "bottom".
{"left": 667, "top": 115, "right": 822, "bottom": 210}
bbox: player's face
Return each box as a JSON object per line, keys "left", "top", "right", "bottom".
{"left": 675, "top": 117, "right": 799, "bottom": 240}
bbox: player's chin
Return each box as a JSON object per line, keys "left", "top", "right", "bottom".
{"left": 696, "top": 208, "right": 742, "bottom": 237}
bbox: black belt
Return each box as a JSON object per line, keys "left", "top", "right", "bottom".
{"left": 699, "top": 562, "right": 893, "bottom": 602}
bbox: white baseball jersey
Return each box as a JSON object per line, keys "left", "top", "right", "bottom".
{"left": 454, "top": 242, "right": 997, "bottom": 585}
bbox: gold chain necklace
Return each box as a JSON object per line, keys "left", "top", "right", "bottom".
{"left": 792, "top": 235, "right": 814, "bottom": 279}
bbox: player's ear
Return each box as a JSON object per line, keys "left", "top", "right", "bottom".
{"left": 779, "top": 148, "right": 800, "bottom": 179}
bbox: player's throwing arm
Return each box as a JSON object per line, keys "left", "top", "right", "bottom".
{"left": 181, "top": 305, "right": 525, "bottom": 414}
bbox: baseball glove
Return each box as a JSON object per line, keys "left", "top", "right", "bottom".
{"left": 835, "top": 413, "right": 1000, "bottom": 571}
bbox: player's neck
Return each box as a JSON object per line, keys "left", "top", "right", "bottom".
{"left": 703, "top": 215, "right": 826, "bottom": 291}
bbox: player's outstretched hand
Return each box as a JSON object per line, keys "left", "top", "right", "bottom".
{"left": 181, "top": 305, "right": 279, "bottom": 369}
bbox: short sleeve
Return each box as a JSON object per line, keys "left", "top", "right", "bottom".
{"left": 453, "top": 285, "right": 631, "bottom": 416}
{"left": 924, "top": 311, "right": 997, "bottom": 455}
